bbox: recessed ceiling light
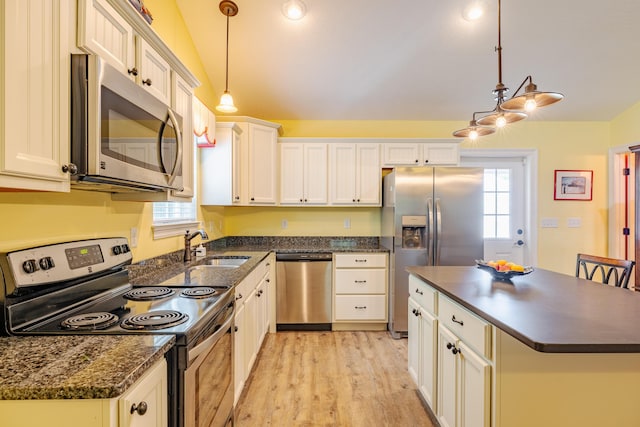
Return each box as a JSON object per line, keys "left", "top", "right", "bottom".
{"left": 282, "top": 0, "right": 306, "bottom": 21}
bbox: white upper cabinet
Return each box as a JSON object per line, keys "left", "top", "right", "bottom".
{"left": 329, "top": 143, "right": 381, "bottom": 206}
{"left": 247, "top": 124, "right": 278, "bottom": 204}
{"left": 382, "top": 140, "right": 460, "bottom": 166}
{"left": 136, "top": 37, "right": 171, "bottom": 105}
{"left": 0, "top": 0, "right": 71, "bottom": 192}
{"left": 203, "top": 117, "right": 282, "bottom": 206}
{"left": 279, "top": 142, "right": 328, "bottom": 205}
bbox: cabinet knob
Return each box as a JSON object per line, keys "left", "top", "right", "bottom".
{"left": 425, "top": 159, "right": 429, "bottom": 163}
{"left": 127, "top": 67, "right": 139, "bottom": 76}
{"left": 142, "top": 78, "right": 152, "bottom": 86}
{"left": 251, "top": 197, "right": 255, "bottom": 201}
{"left": 130, "top": 401, "right": 148, "bottom": 415}
{"left": 300, "top": 198, "right": 303, "bottom": 202}
{"left": 415, "top": 159, "right": 419, "bottom": 163}
{"left": 61, "top": 163, "right": 78, "bottom": 175}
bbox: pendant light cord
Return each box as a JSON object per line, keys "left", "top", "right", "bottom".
{"left": 496, "top": 0, "right": 503, "bottom": 89}
{"left": 225, "top": 14, "right": 230, "bottom": 92}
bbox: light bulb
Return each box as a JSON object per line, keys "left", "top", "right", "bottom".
{"left": 469, "top": 129, "right": 479, "bottom": 140}
{"left": 524, "top": 97, "right": 537, "bottom": 112}
{"left": 495, "top": 115, "right": 507, "bottom": 128}
{"left": 216, "top": 92, "right": 237, "bottom": 113}
{"left": 282, "top": 0, "right": 306, "bottom": 20}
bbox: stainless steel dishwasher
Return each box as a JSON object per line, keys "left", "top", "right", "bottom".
{"left": 276, "top": 252, "right": 333, "bottom": 331}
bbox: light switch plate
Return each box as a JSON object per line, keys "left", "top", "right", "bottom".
{"left": 540, "top": 218, "right": 558, "bottom": 228}
{"left": 567, "top": 217, "right": 582, "bottom": 228}
{"left": 281, "top": 219, "right": 288, "bottom": 229}
{"left": 130, "top": 227, "right": 138, "bottom": 247}
{"left": 344, "top": 218, "right": 351, "bottom": 229}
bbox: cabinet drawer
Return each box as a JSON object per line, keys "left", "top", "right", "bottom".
{"left": 439, "top": 295, "right": 492, "bottom": 359}
{"left": 409, "top": 275, "right": 436, "bottom": 314}
{"left": 334, "top": 253, "right": 387, "bottom": 268}
{"left": 335, "top": 269, "right": 386, "bottom": 294}
{"left": 335, "top": 295, "right": 386, "bottom": 321}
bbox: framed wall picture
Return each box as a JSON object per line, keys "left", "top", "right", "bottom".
{"left": 554, "top": 170, "right": 593, "bottom": 201}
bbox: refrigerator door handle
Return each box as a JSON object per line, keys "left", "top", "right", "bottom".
{"left": 435, "top": 198, "right": 442, "bottom": 265}
{"left": 427, "top": 198, "right": 434, "bottom": 266}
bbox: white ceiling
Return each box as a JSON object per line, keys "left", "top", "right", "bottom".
{"left": 176, "top": 0, "right": 640, "bottom": 123}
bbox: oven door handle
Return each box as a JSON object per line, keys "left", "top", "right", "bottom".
{"left": 188, "top": 310, "right": 233, "bottom": 363}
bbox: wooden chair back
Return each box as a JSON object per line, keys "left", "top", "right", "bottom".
{"left": 575, "top": 254, "right": 635, "bottom": 289}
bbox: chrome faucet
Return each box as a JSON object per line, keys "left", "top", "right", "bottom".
{"left": 184, "top": 229, "right": 209, "bottom": 262}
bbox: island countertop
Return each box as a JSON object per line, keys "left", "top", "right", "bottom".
{"left": 407, "top": 265, "right": 640, "bottom": 353}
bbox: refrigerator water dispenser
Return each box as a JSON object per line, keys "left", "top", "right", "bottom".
{"left": 401, "top": 215, "right": 426, "bottom": 248}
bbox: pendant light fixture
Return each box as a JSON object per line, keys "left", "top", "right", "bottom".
{"left": 216, "top": 1, "right": 239, "bottom": 113}
{"left": 453, "top": 0, "right": 563, "bottom": 139}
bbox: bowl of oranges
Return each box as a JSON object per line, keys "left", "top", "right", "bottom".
{"left": 475, "top": 259, "right": 533, "bottom": 281}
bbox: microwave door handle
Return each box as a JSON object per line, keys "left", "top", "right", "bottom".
{"left": 164, "top": 108, "right": 183, "bottom": 187}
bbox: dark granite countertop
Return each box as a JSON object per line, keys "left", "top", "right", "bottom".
{"left": 407, "top": 266, "right": 640, "bottom": 353}
{"left": 0, "top": 335, "right": 174, "bottom": 400}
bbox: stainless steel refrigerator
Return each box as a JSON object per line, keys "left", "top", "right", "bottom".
{"left": 382, "top": 167, "right": 484, "bottom": 338}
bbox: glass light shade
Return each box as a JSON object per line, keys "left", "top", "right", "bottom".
{"left": 216, "top": 91, "right": 237, "bottom": 113}
{"left": 453, "top": 120, "right": 495, "bottom": 139}
{"left": 282, "top": 0, "right": 306, "bottom": 20}
{"left": 476, "top": 110, "right": 527, "bottom": 127}
{"left": 501, "top": 82, "right": 564, "bottom": 112}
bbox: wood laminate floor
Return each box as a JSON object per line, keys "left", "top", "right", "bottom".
{"left": 235, "top": 331, "right": 435, "bottom": 427}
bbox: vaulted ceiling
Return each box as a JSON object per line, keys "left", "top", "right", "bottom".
{"left": 177, "top": 0, "right": 640, "bottom": 123}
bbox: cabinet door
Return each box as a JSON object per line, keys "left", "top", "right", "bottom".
{"left": 422, "top": 143, "right": 459, "bottom": 166}
{"left": 279, "top": 143, "right": 304, "bottom": 204}
{"left": 437, "top": 325, "right": 458, "bottom": 427}
{"left": 1, "top": 0, "right": 70, "bottom": 191}
{"left": 233, "top": 301, "right": 246, "bottom": 405}
{"left": 383, "top": 143, "right": 420, "bottom": 166}
{"left": 77, "top": 0, "right": 135, "bottom": 75}
{"left": 408, "top": 298, "right": 421, "bottom": 385}
{"left": 329, "top": 144, "right": 357, "bottom": 204}
{"left": 137, "top": 37, "right": 171, "bottom": 105}
{"left": 256, "top": 277, "right": 268, "bottom": 348}
{"left": 171, "top": 73, "right": 194, "bottom": 198}
{"left": 419, "top": 308, "right": 437, "bottom": 409}
{"left": 458, "top": 341, "right": 491, "bottom": 427}
{"left": 247, "top": 124, "right": 277, "bottom": 204}
{"left": 119, "top": 359, "right": 167, "bottom": 427}
{"left": 304, "top": 144, "right": 328, "bottom": 204}
{"left": 244, "top": 288, "right": 258, "bottom": 375}
{"left": 355, "top": 144, "right": 381, "bottom": 205}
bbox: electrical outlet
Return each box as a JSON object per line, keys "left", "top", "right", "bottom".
{"left": 344, "top": 218, "right": 351, "bottom": 229}
{"left": 281, "top": 219, "right": 288, "bottom": 229}
{"left": 130, "top": 227, "right": 138, "bottom": 247}
{"left": 540, "top": 218, "right": 558, "bottom": 228}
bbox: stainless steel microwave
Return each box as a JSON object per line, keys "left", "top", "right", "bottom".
{"left": 69, "top": 54, "right": 183, "bottom": 193}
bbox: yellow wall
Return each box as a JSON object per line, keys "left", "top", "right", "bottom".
{"left": 0, "top": 0, "right": 637, "bottom": 276}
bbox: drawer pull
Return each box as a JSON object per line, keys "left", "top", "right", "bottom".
{"left": 236, "top": 293, "right": 243, "bottom": 301}
{"left": 354, "top": 280, "right": 367, "bottom": 284}
{"left": 446, "top": 342, "right": 460, "bottom": 355}
{"left": 354, "top": 305, "right": 367, "bottom": 309}
{"left": 130, "top": 401, "right": 148, "bottom": 416}
{"left": 355, "top": 259, "right": 367, "bottom": 263}
{"left": 451, "top": 315, "right": 464, "bottom": 326}
{"left": 415, "top": 288, "right": 424, "bottom": 295}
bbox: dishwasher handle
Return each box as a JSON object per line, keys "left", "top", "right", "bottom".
{"left": 276, "top": 252, "right": 333, "bottom": 261}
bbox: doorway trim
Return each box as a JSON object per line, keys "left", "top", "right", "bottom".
{"left": 460, "top": 148, "right": 538, "bottom": 267}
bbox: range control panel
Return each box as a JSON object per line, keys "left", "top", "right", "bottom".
{"left": 5, "top": 237, "right": 132, "bottom": 288}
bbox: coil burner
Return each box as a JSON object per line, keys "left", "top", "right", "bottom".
{"left": 180, "top": 287, "right": 220, "bottom": 299}
{"left": 123, "top": 287, "right": 175, "bottom": 301}
{"left": 61, "top": 312, "right": 120, "bottom": 330}
{"left": 121, "top": 310, "right": 188, "bottom": 330}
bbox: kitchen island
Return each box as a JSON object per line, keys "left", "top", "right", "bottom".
{"left": 407, "top": 266, "right": 640, "bottom": 427}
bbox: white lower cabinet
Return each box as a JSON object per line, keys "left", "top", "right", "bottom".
{"left": 332, "top": 253, "right": 388, "bottom": 327}
{"left": 0, "top": 358, "right": 167, "bottom": 427}
{"left": 233, "top": 253, "right": 274, "bottom": 405}
{"left": 408, "top": 296, "right": 437, "bottom": 409}
{"left": 409, "top": 274, "right": 491, "bottom": 427}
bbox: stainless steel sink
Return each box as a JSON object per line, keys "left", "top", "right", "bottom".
{"left": 192, "top": 256, "right": 250, "bottom": 269}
